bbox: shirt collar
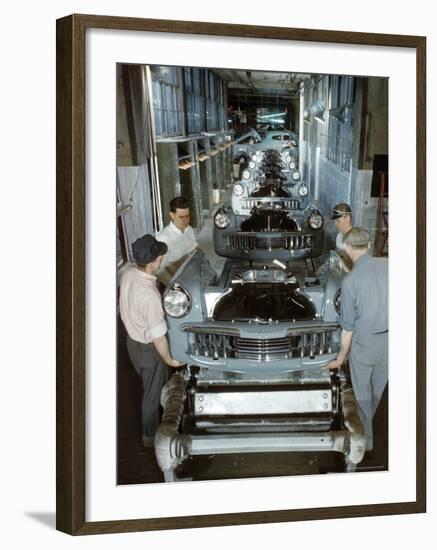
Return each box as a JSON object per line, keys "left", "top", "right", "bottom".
{"left": 170, "top": 221, "right": 188, "bottom": 235}
{"left": 135, "top": 266, "right": 157, "bottom": 282}
{"left": 354, "top": 253, "right": 372, "bottom": 267}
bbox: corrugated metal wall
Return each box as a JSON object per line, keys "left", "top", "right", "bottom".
{"left": 301, "top": 74, "right": 388, "bottom": 253}
{"left": 117, "top": 165, "right": 155, "bottom": 258}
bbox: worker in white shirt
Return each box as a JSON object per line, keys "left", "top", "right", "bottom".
{"left": 156, "top": 196, "right": 198, "bottom": 286}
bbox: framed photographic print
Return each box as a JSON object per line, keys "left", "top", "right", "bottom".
{"left": 56, "top": 14, "right": 426, "bottom": 535}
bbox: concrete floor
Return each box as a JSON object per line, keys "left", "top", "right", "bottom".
{"left": 117, "top": 182, "right": 388, "bottom": 485}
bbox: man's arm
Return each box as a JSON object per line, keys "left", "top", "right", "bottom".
{"left": 152, "top": 334, "right": 183, "bottom": 368}
{"left": 326, "top": 329, "right": 353, "bottom": 370}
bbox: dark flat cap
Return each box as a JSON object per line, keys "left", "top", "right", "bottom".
{"left": 331, "top": 202, "right": 352, "bottom": 220}
{"left": 132, "top": 234, "right": 167, "bottom": 265}
{"left": 342, "top": 227, "right": 370, "bottom": 248}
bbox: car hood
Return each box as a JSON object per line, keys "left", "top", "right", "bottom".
{"left": 240, "top": 209, "right": 298, "bottom": 232}
{"left": 213, "top": 282, "right": 316, "bottom": 322}
{"left": 251, "top": 183, "right": 289, "bottom": 198}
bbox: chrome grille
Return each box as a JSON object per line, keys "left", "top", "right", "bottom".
{"left": 228, "top": 233, "right": 312, "bottom": 251}
{"left": 189, "top": 329, "right": 339, "bottom": 361}
{"left": 229, "top": 234, "right": 256, "bottom": 250}
{"left": 242, "top": 198, "right": 300, "bottom": 210}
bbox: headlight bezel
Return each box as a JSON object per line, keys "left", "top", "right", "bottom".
{"left": 308, "top": 210, "right": 324, "bottom": 230}
{"left": 214, "top": 208, "right": 231, "bottom": 229}
{"left": 242, "top": 169, "right": 251, "bottom": 180}
{"left": 291, "top": 169, "right": 301, "bottom": 181}
{"left": 233, "top": 183, "right": 244, "bottom": 196}
{"left": 297, "top": 183, "right": 309, "bottom": 197}
{"left": 163, "top": 283, "right": 192, "bottom": 318}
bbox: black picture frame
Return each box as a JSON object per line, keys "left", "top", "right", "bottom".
{"left": 56, "top": 13, "right": 426, "bottom": 535}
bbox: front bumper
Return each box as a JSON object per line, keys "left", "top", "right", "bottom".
{"left": 154, "top": 373, "right": 366, "bottom": 482}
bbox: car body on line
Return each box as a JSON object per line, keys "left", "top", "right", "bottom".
{"left": 215, "top": 149, "right": 324, "bottom": 262}
{"left": 154, "top": 249, "right": 365, "bottom": 481}
{"left": 233, "top": 129, "right": 298, "bottom": 162}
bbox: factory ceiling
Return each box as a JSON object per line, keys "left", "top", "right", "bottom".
{"left": 212, "top": 69, "right": 311, "bottom": 96}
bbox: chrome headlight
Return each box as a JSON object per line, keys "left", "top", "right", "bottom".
{"left": 308, "top": 211, "right": 324, "bottom": 229}
{"left": 214, "top": 209, "right": 230, "bottom": 229}
{"left": 251, "top": 153, "right": 257, "bottom": 161}
{"left": 255, "top": 150, "right": 262, "bottom": 157}
{"left": 242, "top": 169, "right": 251, "bottom": 180}
{"left": 233, "top": 183, "right": 244, "bottom": 196}
{"left": 334, "top": 288, "right": 341, "bottom": 315}
{"left": 163, "top": 284, "right": 191, "bottom": 318}
{"left": 288, "top": 160, "right": 296, "bottom": 170}
{"left": 249, "top": 160, "right": 256, "bottom": 169}
{"left": 297, "top": 183, "right": 309, "bottom": 197}
{"left": 329, "top": 251, "right": 350, "bottom": 276}
{"left": 292, "top": 170, "right": 301, "bottom": 181}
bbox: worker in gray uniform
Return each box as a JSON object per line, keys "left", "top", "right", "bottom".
{"left": 326, "top": 227, "right": 388, "bottom": 452}
{"left": 331, "top": 202, "right": 353, "bottom": 270}
{"left": 331, "top": 202, "right": 353, "bottom": 253}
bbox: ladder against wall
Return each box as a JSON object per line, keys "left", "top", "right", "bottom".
{"left": 374, "top": 171, "right": 388, "bottom": 257}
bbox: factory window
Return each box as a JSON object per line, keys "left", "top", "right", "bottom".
{"left": 184, "top": 67, "right": 203, "bottom": 135}
{"left": 205, "top": 70, "right": 225, "bottom": 132}
{"left": 205, "top": 70, "right": 216, "bottom": 131}
{"left": 217, "top": 78, "right": 225, "bottom": 131}
{"left": 326, "top": 76, "right": 354, "bottom": 173}
{"left": 151, "top": 66, "right": 183, "bottom": 137}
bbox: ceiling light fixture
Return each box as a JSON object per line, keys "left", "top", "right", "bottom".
{"left": 310, "top": 99, "right": 326, "bottom": 123}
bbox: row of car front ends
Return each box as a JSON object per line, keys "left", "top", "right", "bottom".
{"left": 154, "top": 144, "right": 366, "bottom": 481}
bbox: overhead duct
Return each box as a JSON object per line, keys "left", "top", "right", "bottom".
{"left": 245, "top": 71, "right": 257, "bottom": 91}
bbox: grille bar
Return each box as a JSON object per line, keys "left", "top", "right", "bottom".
{"left": 229, "top": 234, "right": 256, "bottom": 250}
{"left": 189, "top": 329, "right": 340, "bottom": 361}
{"left": 242, "top": 198, "right": 300, "bottom": 210}
{"left": 228, "top": 233, "right": 313, "bottom": 251}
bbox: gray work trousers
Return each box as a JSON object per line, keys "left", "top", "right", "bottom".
{"left": 349, "top": 333, "right": 388, "bottom": 451}
{"left": 126, "top": 335, "right": 168, "bottom": 438}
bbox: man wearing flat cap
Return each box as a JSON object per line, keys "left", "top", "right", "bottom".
{"left": 331, "top": 202, "right": 353, "bottom": 252}
{"left": 327, "top": 227, "right": 388, "bottom": 453}
{"left": 119, "top": 234, "right": 183, "bottom": 447}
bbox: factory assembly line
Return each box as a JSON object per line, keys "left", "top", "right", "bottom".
{"left": 154, "top": 147, "right": 365, "bottom": 482}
